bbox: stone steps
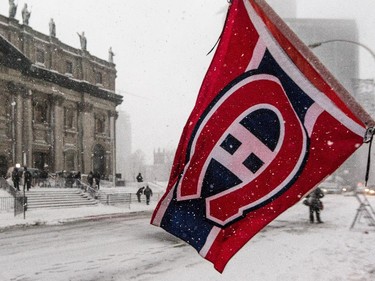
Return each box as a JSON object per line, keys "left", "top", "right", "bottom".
{"left": 25, "top": 188, "right": 97, "bottom": 209}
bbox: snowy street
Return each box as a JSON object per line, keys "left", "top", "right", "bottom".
{"left": 0, "top": 212, "right": 184, "bottom": 281}
{"left": 1, "top": 194, "right": 375, "bottom": 281}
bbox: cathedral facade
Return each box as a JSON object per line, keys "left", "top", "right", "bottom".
{"left": 0, "top": 14, "right": 122, "bottom": 178}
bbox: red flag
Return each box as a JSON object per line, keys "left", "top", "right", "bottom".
{"left": 151, "top": 0, "right": 374, "bottom": 272}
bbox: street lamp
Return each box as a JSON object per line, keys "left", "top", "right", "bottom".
{"left": 308, "top": 39, "right": 375, "bottom": 88}
{"left": 309, "top": 39, "right": 375, "bottom": 188}
{"left": 308, "top": 38, "right": 375, "bottom": 117}
{"left": 308, "top": 39, "right": 375, "bottom": 64}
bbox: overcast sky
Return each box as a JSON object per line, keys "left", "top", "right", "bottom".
{"left": 2, "top": 0, "right": 375, "bottom": 164}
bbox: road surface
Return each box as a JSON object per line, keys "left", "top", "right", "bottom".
{"left": 0, "top": 213, "right": 191, "bottom": 281}
{"left": 1, "top": 195, "right": 374, "bottom": 281}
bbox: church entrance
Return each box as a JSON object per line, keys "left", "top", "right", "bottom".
{"left": 93, "top": 144, "right": 106, "bottom": 178}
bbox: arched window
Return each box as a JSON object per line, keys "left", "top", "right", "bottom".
{"left": 95, "top": 72, "right": 103, "bottom": 85}
{"left": 34, "top": 103, "right": 48, "bottom": 124}
{"left": 36, "top": 48, "right": 45, "bottom": 65}
{"left": 64, "top": 106, "right": 75, "bottom": 129}
{"left": 65, "top": 61, "right": 73, "bottom": 75}
{"left": 93, "top": 144, "right": 105, "bottom": 176}
{"left": 95, "top": 114, "right": 105, "bottom": 134}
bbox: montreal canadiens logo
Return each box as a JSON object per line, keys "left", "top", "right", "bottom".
{"left": 176, "top": 73, "right": 308, "bottom": 227}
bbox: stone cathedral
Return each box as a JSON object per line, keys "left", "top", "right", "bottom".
{"left": 0, "top": 11, "right": 122, "bottom": 179}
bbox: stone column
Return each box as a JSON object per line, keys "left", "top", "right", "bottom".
{"left": 78, "top": 101, "right": 93, "bottom": 173}
{"left": 22, "top": 89, "right": 33, "bottom": 166}
{"left": 6, "top": 82, "right": 22, "bottom": 166}
{"left": 52, "top": 95, "right": 65, "bottom": 171}
{"left": 14, "top": 94, "right": 23, "bottom": 165}
{"left": 109, "top": 110, "right": 118, "bottom": 184}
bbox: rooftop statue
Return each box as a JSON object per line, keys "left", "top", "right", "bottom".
{"left": 9, "top": 0, "right": 17, "bottom": 19}
{"left": 21, "top": 3, "right": 31, "bottom": 25}
{"left": 77, "top": 31, "right": 87, "bottom": 51}
{"left": 49, "top": 18, "right": 56, "bottom": 37}
{"left": 108, "top": 47, "right": 115, "bottom": 63}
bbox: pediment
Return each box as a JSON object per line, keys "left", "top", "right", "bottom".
{"left": 0, "top": 34, "right": 31, "bottom": 72}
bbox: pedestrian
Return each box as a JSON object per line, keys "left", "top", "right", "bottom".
{"left": 136, "top": 186, "right": 144, "bottom": 202}
{"left": 56, "top": 171, "right": 64, "bottom": 188}
{"left": 12, "top": 166, "right": 20, "bottom": 191}
{"left": 144, "top": 185, "right": 153, "bottom": 205}
{"left": 39, "top": 167, "right": 48, "bottom": 187}
{"left": 65, "top": 172, "right": 74, "bottom": 188}
{"left": 23, "top": 166, "right": 32, "bottom": 191}
{"left": 304, "top": 187, "right": 325, "bottom": 223}
{"left": 87, "top": 171, "right": 94, "bottom": 188}
{"left": 136, "top": 172, "right": 143, "bottom": 183}
{"left": 94, "top": 172, "right": 101, "bottom": 190}
{"left": 75, "top": 171, "right": 82, "bottom": 189}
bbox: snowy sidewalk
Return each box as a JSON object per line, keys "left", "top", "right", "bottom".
{"left": 1, "top": 189, "right": 375, "bottom": 233}
{"left": 0, "top": 192, "right": 158, "bottom": 230}
{"left": 0, "top": 181, "right": 168, "bottom": 230}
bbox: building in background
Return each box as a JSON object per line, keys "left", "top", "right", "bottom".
{"left": 267, "top": 0, "right": 296, "bottom": 18}
{"left": 353, "top": 79, "right": 375, "bottom": 119}
{"left": 115, "top": 110, "right": 132, "bottom": 182}
{"left": 267, "top": 1, "right": 359, "bottom": 95}
{"left": 265, "top": 1, "right": 372, "bottom": 185}
{"left": 352, "top": 79, "right": 375, "bottom": 185}
{"left": 145, "top": 148, "right": 174, "bottom": 183}
{"left": 286, "top": 18, "right": 359, "bottom": 94}
{"left": 286, "top": 18, "right": 375, "bottom": 186}
{"left": 0, "top": 13, "right": 122, "bottom": 178}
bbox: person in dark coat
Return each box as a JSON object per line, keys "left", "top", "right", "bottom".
{"left": 23, "top": 166, "right": 32, "bottom": 191}
{"left": 136, "top": 173, "right": 143, "bottom": 183}
{"left": 12, "top": 167, "right": 20, "bottom": 191}
{"left": 87, "top": 171, "right": 94, "bottom": 188}
{"left": 94, "top": 172, "right": 100, "bottom": 190}
{"left": 65, "top": 172, "right": 74, "bottom": 188}
{"left": 305, "top": 187, "right": 325, "bottom": 223}
{"left": 136, "top": 186, "right": 144, "bottom": 202}
{"left": 75, "top": 172, "right": 82, "bottom": 189}
{"left": 144, "top": 185, "right": 153, "bottom": 205}
{"left": 39, "top": 168, "right": 48, "bottom": 187}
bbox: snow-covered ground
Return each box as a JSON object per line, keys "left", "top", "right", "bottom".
{"left": 0, "top": 186, "right": 159, "bottom": 229}
{"left": 1, "top": 188, "right": 375, "bottom": 280}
